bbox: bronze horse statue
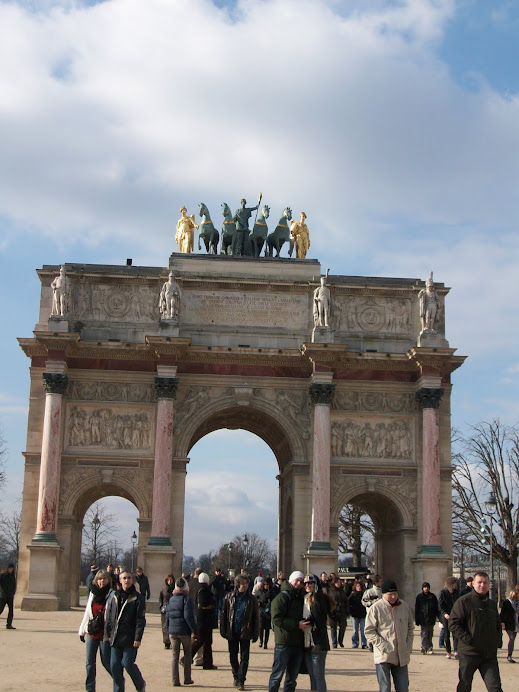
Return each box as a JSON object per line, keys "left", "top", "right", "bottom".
{"left": 266, "top": 207, "right": 292, "bottom": 257}
{"left": 249, "top": 204, "right": 270, "bottom": 257}
{"left": 220, "top": 203, "right": 236, "bottom": 255}
{"left": 198, "top": 203, "right": 219, "bottom": 254}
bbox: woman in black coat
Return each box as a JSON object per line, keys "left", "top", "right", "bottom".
{"left": 500, "top": 587, "right": 519, "bottom": 662}
{"left": 159, "top": 574, "right": 175, "bottom": 649}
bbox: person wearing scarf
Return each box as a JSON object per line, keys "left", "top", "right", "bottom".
{"left": 78, "top": 569, "right": 112, "bottom": 692}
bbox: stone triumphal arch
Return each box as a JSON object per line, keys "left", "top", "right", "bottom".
{"left": 17, "top": 252, "right": 465, "bottom": 609}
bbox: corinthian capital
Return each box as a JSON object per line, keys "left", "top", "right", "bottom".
{"left": 42, "top": 372, "right": 68, "bottom": 395}
{"left": 415, "top": 387, "right": 444, "bottom": 410}
{"left": 154, "top": 376, "right": 179, "bottom": 400}
{"left": 309, "top": 383, "right": 336, "bottom": 406}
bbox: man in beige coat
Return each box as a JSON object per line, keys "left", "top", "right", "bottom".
{"left": 365, "top": 579, "right": 414, "bottom": 692}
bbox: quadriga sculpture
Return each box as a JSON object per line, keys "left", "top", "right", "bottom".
{"left": 266, "top": 207, "right": 292, "bottom": 257}
{"left": 198, "top": 202, "right": 220, "bottom": 254}
{"left": 249, "top": 204, "right": 270, "bottom": 257}
{"left": 220, "top": 203, "right": 236, "bottom": 255}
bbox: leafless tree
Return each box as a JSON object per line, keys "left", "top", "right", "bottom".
{"left": 338, "top": 503, "right": 375, "bottom": 568}
{"left": 211, "top": 534, "right": 276, "bottom": 577}
{"left": 0, "top": 508, "right": 21, "bottom": 563}
{"left": 81, "top": 502, "right": 121, "bottom": 566}
{"left": 452, "top": 420, "right": 519, "bottom": 591}
{"left": 0, "top": 429, "right": 7, "bottom": 492}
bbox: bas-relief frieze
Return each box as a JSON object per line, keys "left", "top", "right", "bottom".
{"left": 332, "top": 296, "right": 412, "bottom": 335}
{"left": 181, "top": 290, "right": 308, "bottom": 329}
{"left": 68, "top": 380, "right": 155, "bottom": 403}
{"left": 71, "top": 282, "right": 159, "bottom": 322}
{"left": 66, "top": 405, "right": 153, "bottom": 451}
{"left": 333, "top": 391, "right": 416, "bottom": 413}
{"left": 331, "top": 419, "right": 413, "bottom": 460}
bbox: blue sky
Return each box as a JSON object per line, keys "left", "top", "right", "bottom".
{"left": 1, "top": 0, "right": 518, "bottom": 556}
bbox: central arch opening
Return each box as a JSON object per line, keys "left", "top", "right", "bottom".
{"left": 184, "top": 429, "right": 278, "bottom": 575}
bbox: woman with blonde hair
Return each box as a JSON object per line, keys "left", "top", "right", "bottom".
{"left": 303, "top": 574, "right": 332, "bottom": 692}
{"left": 78, "top": 569, "right": 112, "bottom": 691}
{"left": 500, "top": 586, "right": 519, "bottom": 663}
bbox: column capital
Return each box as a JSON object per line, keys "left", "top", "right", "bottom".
{"left": 309, "top": 382, "right": 335, "bottom": 406}
{"left": 154, "top": 376, "right": 179, "bottom": 399}
{"left": 416, "top": 387, "right": 444, "bottom": 410}
{"left": 42, "top": 372, "right": 68, "bottom": 395}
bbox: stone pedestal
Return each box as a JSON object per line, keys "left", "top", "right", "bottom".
{"left": 143, "top": 545, "right": 176, "bottom": 614}
{"left": 159, "top": 319, "right": 180, "bottom": 337}
{"left": 48, "top": 316, "right": 69, "bottom": 332}
{"left": 312, "top": 326, "right": 334, "bottom": 344}
{"left": 307, "top": 378, "right": 335, "bottom": 554}
{"left": 411, "top": 553, "right": 450, "bottom": 598}
{"left": 302, "top": 547, "right": 337, "bottom": 577}
{"left": 21, "top": 542, "right": 62, "bottom": 611}
{"left": 417, "top": 330, "right": 449, "bottom": 348}
{"left": 149, "top": 373, "right": 178, "bottom": 546}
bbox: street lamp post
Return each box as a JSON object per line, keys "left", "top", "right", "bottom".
{"left": 484, "top": 492, "right": 497, "bottom": 600}
{"left": 242, "top": 533, "right": 249, "bottom": 574}
{"left": 131, "top": 531, "right": 138, "bottom": 573}
{"left": 228, "top": 543, "right": 232, "bottom": 577}
{"left": 92, "top": 514, "right": 100, "bottom": 565}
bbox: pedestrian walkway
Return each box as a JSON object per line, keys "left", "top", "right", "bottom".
{"left": 0, "top": 609, "right": 515, "bottom": 691}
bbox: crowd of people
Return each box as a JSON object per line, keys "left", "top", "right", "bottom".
{"left": 0, "top": 557, "right": 514, "bottom": 692}
{"left": 71, "top": 561, "right": 519, "bottom": 692}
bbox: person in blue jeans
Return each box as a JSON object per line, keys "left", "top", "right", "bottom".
{"left": 79, "top": 569, "right": 112, "bottom": 692}
{"left": 268, "top": 571, "right": 311, "bottom": 692}
{"left": 365, "top": 579, "right": 414, "bottom": 692}
{"left": 104, "top": 570, "right": 147, "bottom": 692}
{"left": 348, "top": 580, "right": 368, "bottom": 648}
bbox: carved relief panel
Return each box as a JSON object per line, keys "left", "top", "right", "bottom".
{"left": 70, "top": 281, "right": 160, "bottom": 323}
{"left": 332, "top": 296, "right": 413, "bottom": 336}
{"left": 68, "top": 380, "right": 155, "bottom": 403}
{"left": 65, "top": 404, "right": 154, "bottom": 452}
{"left": 331, "top": 418, "right": 413, "bottom": 460}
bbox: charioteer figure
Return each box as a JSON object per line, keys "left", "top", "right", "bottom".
{"left": 232, "top": 195, "right": 261, "bottom": 256}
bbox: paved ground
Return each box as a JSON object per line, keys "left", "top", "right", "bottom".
{"left": 0, "top": 609, "right": 516, "bottom": 691}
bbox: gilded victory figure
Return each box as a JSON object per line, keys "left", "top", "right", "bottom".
{"left": 290, "top": 211, "right": 311, "bottom": 258}
{"left": 175, "top": 206, "right": 199, "bottom": 254}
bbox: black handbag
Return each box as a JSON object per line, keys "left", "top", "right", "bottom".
{"left": 87, "top": 611, "right": 104, "bottom": 635}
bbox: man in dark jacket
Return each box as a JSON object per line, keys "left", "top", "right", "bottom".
{"left": 268, "top": 570, "right": 311, "bottom": 692}
{"left": 135, "top": 567, "right": 151, "bottom": 600}
{"left": 220, "top": 574, "right": 260, "bottom": 690}
{"left": 449, "top": 571, "right": 503, "bottom": 692}
{"left": 0, "top": 563, "right": 16, "bottom": 629}
{"left": 86, "top": 563, "right": 98, "bottom": 589}
{"left": 415, "top": 582, "right": 439, "bottom": 654}
{"left": 104, "top": 570, "right": 146, "bottom": 692}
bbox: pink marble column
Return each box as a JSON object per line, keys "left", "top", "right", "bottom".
{"left": 308, "top": 382, "right": 335, "bottom": 550}
{"left": 416, "top": 387, "right": 444, "bottom": 550}
{"left": 149, "top": 377, "right": 178, "bottom": 546}
{"left": 34, "top": 373, "right": 68, "bottom": 543}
